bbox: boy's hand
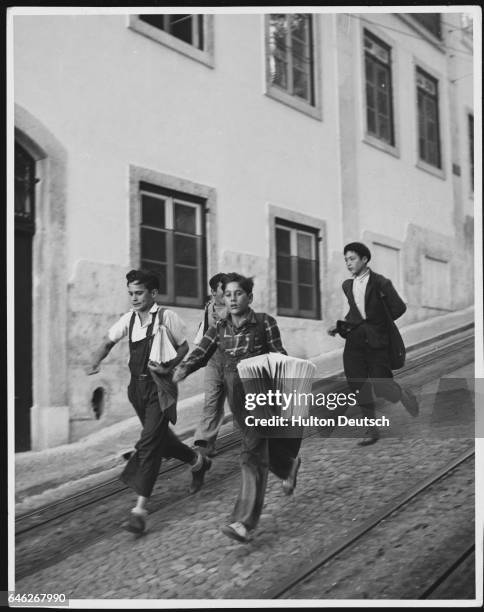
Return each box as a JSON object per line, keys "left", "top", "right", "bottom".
{"left": 172, "top": 367, "right": 186, "bottom": 384}
{"left": 148, "top": 361, "right": 173, "bottom": 376}
{"left": 86, "top": 364, "right": 100, "bottom": 375}
{"left": 327, "top": 325, "right": 338, "bottom": 337}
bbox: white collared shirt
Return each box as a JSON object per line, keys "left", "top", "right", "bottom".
{"left": 352, "top": 268, "right": 370, "bottom": 319}
{"left": 108, "top": 303, "right": 187, "bottom": 345}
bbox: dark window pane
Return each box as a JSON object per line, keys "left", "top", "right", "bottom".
{"left": 175, "top": 266, "right": 199, "bottom": 298}
{"left": 366, "top": 83, "right": 375, "bottom": 110}
{"left": 174, "top": 202, "right": 197, "bottom": 234}
{"left": 297, "top": 258, "right": 314, "bottom": 284}
{"left": 298, "top": 285, "right": 314, "bottom": 310}
{"left": 139, "top": 14, "right": 166, "bottom": 29}
{"left": 142, "top": 194, "right": 165, "bottom": 228}
{"left": 276, "top": 227, "right": 291, "bottom": 254}
{"left": 175, "top": 234, "right": 198, "bottom": 266}
{"left": 15, "top": 143, "right": 36, "bottom": 222}
{"left": 277, "top": 254, "right": 292, "bottom": 282}
{"left": 377, "top": 90, "right": 388, "bottom": 115}
{"left": 293, "top": 68, "right": 309, "bottom": 100}
{"left": 170, "top": 14, "right": 193, "bottom": 45}
{"left": 365, "top": 56, "right": 374, "bottom": 82}
{"left": 367, "top": 108, "right": 376, "bottom": 134}
{"left": 277, "top": 282, "right": 292, "bottom": 309}
{"left": 141, "top": 261, "right": 167, "bottom": 295}
{"left": 409, "top": 13, "right": 441, "bottom": 39}
{"left": 141, "top": 228, "right": 166, "bottom": 262}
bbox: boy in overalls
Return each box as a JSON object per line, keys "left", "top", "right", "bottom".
{"left": 173, "top": 273, "right": 302, "bottom": 543}
{"left": 87, "top": 269, "right": 211, "bottom": 534}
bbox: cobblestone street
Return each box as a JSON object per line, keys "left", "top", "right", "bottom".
{"left": 15, "top": 363, "right": 475, "bottom": 602}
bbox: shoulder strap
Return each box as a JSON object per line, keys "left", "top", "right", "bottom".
{"left": 128, "top": 312, "right": 136, "bottom": 347}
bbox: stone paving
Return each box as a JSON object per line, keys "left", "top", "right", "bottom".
{"left": 15, "top": 363, "right": 475, "bottom": 602}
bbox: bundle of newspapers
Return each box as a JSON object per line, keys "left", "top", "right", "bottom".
{"left": 237, "top": 353, "right": 316, "bottom": 420}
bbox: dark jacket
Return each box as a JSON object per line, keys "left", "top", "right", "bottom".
{"left": 342, "top": 270, "right": 406, "bottom": 349}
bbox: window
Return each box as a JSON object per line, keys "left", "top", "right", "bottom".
{"left": 364, "top": 30, "right": 395, "bottom": 146}
{"left": 139, "top": 14, "right": 205, "bottom": 50}
{"left": 268, "top": 14, "right": 314, "bottom": 104}
{"left": 128, "top": 14, "right": 214, "bottom": 67}
{"left": 265, "top": 14, "right": 321, "bottom": 119}
{"left": 468, "top": 114, "right": 474, "bottom": 192}
{"left": 409, "top": 13, "right": 442, "bottom": 39}
{"left": 139, "top": 182, "right": 206, "bottom": 307}
{"left": 416, "top": 68, "right": 441, "bottom": 169}
{"left": 275, "top": 221, "right": 319, "bottom": 318}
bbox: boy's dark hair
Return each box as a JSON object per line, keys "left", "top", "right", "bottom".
{"left": 209, "top": 273, "right": 227, "bottom": 292}
{"left": 343, "top": 242, "right": 372, "bottom": 262}
{"left": 126, "top": 269, "right": 160, "bottom": 291}
{"left": 222, "top": 272, "right": 254, "bottom": 294}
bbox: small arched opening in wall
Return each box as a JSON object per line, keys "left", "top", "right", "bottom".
{"left": 91, "top": 387, "right": 105, "bottom": 420}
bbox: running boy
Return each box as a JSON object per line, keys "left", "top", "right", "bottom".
{"left": 328, "top": 242, "right": 419, "bottom": 445}
{"left": 87, "top": 269, "right": 211, "bottom": 534}
{"left": 192, "top": 273, "right": 228, "bottom": 457}
{"left": 173, "top": 273, "right": 301, "bottom": 543}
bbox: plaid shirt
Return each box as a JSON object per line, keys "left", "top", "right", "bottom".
{"left": 179, "top": 308, "right": 286, "bottom": 376}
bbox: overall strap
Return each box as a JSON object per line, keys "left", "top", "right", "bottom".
{"left": 128, "top": 312, "right": 136, "bottom": 349}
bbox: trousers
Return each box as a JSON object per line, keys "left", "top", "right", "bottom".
{"left": 194, "top": 349, "right": 226, "bottom": 447}
{"left": 120, "top": 378, "right": 195, "bottom": 498}
{"left": 343, "top": 325, "right": 402, "bottom": 418}
{"left": 224, "top": 366, "right": 301, "bottom": 530}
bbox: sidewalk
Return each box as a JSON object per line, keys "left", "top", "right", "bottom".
{"left": 14, "top": 306, "right": 474, "bottom": 514}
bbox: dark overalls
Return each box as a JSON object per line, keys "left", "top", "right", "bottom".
{"left": 220, "top": 319, "right": 301, "bottom": 530}
{"left": 120, "top": 311, "right": 195, "bottom": 498}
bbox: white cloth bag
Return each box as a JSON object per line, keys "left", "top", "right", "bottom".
{"left": 149, "top": 325, "right": 178, "bottom": 364}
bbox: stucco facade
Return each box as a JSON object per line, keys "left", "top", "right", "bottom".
{"left": 11, "top": 10, "right": 476, "bottom": 448}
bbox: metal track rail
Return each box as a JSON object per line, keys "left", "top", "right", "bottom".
{"left": 419, "top": 544, "right": 476, "bottom": 599}
{"left": 16, "top": 332, "right": 473, "bottom": 535}
{"left": 261, "top": 447, "right": 475, "bottom": 599}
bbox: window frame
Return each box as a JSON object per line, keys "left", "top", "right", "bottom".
{"left": 414, "top": 63, "right": 445, "bottom": 178}
{"left": 264, "top": 13, "right": 322, "bottom": 121}
{"left": 275, "top": 218, "right": 321, "bottom": 319}
{"left": 139, "top": 185, "right": 206, "bottom": 307}
{"left": 128, "top": 14, "right": 214, "bottom": 68}
{"left": 362, "top": 28, "right": 397, "bottom": 152}
{"left": 130, "top": 166, "right": 218, "bottom": 310}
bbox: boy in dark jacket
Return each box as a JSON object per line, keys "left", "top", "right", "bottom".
{"left": 328, "top": 242, "right": 419, "bottom": 445}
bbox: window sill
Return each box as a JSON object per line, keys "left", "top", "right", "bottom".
{"left": 128, "top": 15, "right": 214, "bottom": 68}
{"left": 416, "top": 159, "right": 446, "bottom": 181}
{"left": 362, "top": 134, "right": 400, "bottom": 159}
{"left": 277, "top": 311, "right": 322, "bottom": 321}
{"left": 265, "top": 87, "right": 322, "bottom": 121}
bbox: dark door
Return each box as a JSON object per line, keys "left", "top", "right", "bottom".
{"left": 14, "top": 143, "right": 36, "bottom": 452}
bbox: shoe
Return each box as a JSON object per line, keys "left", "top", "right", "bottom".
{"left": 189, "top": 455, "right": 212, "bottom": 494}
{"left": 123, "top": 510, "right": 147, "bottom": 534}
{"left": 357, "top": 427, "right": 380, "bottom": 446}
{"left": 282, "top": 456, "right": 301, "bottom": 495}
{"left": 401, "top": 388, "right": 419, "bottom": 417}
{"left": 221, "top": 521, "right": 252, "bottom": 543}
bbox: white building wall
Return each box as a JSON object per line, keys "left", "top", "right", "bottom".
{"left": 12, "top": 11, "right": 476, "bottom": 446}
